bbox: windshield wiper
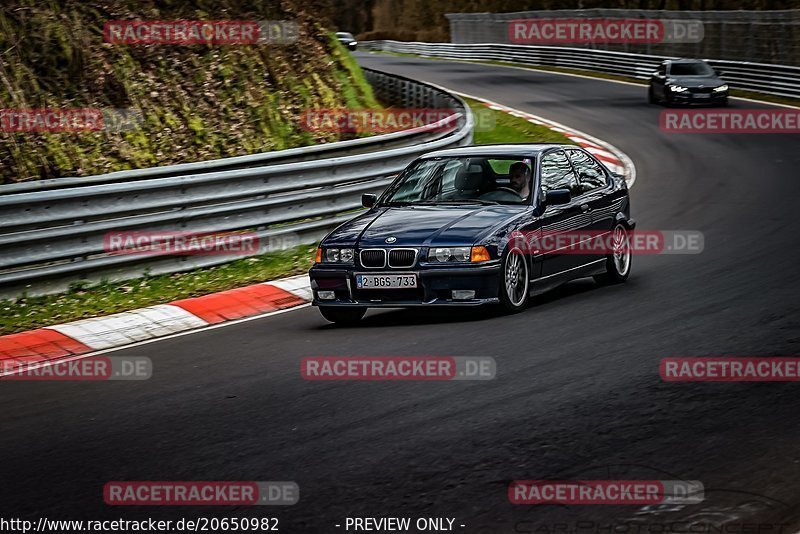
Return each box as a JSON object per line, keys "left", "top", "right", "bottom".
{"left": 383, "top": 199, "right": 500, "bottom": 207}
{"left": 433, "top": 199, "right": 499, "bottom": 205}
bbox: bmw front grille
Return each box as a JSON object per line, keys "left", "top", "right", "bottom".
{"left": 388, "top": 249, "right": 417, "bottom": 268}
{"left": 359, "top": 248, "right": 418, "bottom": 268}
{"left": 360, "top": 249, "right": 386, "bottom": 268}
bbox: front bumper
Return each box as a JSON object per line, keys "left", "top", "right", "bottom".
{"left": 670, "top": 91, "right": 728, "bottom": 105}
{"left": 309, "top": 262, "right": 501, "bottom": 307}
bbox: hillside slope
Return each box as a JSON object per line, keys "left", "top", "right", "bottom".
{"left": 0, "top": 0, "right": 379, "bottom": 183}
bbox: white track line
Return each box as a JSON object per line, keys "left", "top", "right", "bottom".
{"left": 47, "top": 304, "right": 208, "bottom": 350}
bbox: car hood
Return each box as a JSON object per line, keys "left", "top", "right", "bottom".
{"left": 323, "top": 205, "right": 528, "bottom": 247}
{"left": 668, "top": 75, "right": 723, "bottom": 88}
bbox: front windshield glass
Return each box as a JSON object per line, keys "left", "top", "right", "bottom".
{"left": 336, "top": 32, "right": 354, "bottom": 39}
{"left": 382, "top": 156, "right": 534, "bottom": 206}
{"left": 670, "top": 62, "right": 714, "bottom": 76}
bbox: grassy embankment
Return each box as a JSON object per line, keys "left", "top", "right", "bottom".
{"left": 0, "top": 1, "right": 380, "bottom": 183}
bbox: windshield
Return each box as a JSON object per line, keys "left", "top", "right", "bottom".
{"left": 670, "top": 62, "right": 714, "bottom": 76}
{"left": 336, "top": 32, "right": 354, "bottom": 39}
{"left": 381, "top": 156, "right": 534, "bottom": 206}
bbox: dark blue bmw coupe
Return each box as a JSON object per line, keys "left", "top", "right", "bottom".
{"left": 309, "top": 144, "right": 635, "bottom": 324}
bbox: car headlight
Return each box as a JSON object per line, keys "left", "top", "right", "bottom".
{"left": 428, "top": 247, "right": 471, "bottom": 263}
{"left": 669, "top": 85, "right": 688, "bottom": 93}
{"left": 713, "top": 84, "right": 728, "bottom": 93}
{"left": 323, "top": 247, "right": 354, "bottom": 264}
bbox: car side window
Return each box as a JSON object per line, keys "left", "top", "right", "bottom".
{"left": 567, "top": 149, "right": 608, "bottom": 194}
{"left": 540, "top": 150, "right": 579, "bottom": 197}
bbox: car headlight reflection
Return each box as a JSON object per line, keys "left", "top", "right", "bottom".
{"left": 324, "top": 247, "right": 354, "bottom": 264}
{"left": 713, "top": 84, "right": 728, "bottom": 92}
{"left": 669, "top": 85, "right": 688, "bottom": 93}
{"left": 429, "top": 247, "right": 471, "bottom": 263}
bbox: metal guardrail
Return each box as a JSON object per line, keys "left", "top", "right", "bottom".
{"left": 362, "top": 41, "right": 800, "bottom": 100}
{"left": 0, "top": 68, "right": 473, "bottom": 299}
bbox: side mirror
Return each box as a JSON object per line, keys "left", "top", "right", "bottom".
{"left": 544, "top": 189, "right": 571, "bottom": 206}
{"left": 714, "top": 69, "right": 724, "bottom": 77}
{"left": 361, "top": 193, "right": 377, "bottom": 208}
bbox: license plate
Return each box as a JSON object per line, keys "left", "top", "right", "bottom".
{"left": 356, "top": 273, "right": 417, "bottom": 289}
{"left": 694, "top": 93, "right": 711, "bottom": 98}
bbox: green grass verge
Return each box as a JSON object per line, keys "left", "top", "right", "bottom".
{"left": 0, "top": 245, "right": 315, "bottom": 336}
{"left": 0, "top": 89, "right": 574, "bottom": 337}
{"left": 463, "top": 97, "right": 575, "bottom": 145}
{"left": 372, "top": 51, "right": 800, "bottom": 109}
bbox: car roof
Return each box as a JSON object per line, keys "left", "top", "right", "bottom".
{"left": 421, "top": 143, "right": 575, "bottom": 159}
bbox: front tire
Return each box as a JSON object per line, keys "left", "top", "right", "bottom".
{"left": 499, "top": 246, "right": 529, "bottom": 313}
{"left": 319, "top": 306, "right": 366, "bottom": 325}
{"left": 594, "top": 224, "right": 632, "bottom": 285}
{"left": 648, "top": 86, "right": 657, "bottom": 104}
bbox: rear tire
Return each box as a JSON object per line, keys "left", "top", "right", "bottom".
{"left": 499, "top": 246, "right": 529, "bottom": 313}
{"left": 319, "top": 306, "right": 366, "bottom": 325}
{"left": 593, "top": 224, "right": 632, "bottom": 285}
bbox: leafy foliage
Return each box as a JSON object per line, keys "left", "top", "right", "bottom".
{"left": 0, "top": 0, "right": 379, "bottom": 183}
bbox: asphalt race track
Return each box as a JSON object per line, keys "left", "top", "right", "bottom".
{"left": 2, "top": 54, "right": 800, "bottom": 533}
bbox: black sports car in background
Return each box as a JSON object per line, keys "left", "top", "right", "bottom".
{"left": 309, "top": 144, "right": 635, "bottom": 324}
{"left": 649, "top": 59, "right": 729, "bottom": 106}
{"left": 335, "top": 31, "right": 358, "bottom": 51}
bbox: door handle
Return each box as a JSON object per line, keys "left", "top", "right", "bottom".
{"left": 580, "top": 203, "right": 591, "bottom": 212}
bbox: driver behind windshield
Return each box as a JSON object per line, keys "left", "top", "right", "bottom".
{"left": 508, "top": 161, "right": 531, "bottom": 201}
